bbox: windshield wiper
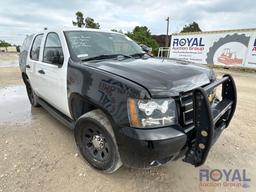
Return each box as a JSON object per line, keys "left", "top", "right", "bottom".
{"left": 129, "top": 52, "right": 146, "bottom": 57}
{"left": 129, "top": 52, "right": 152, "bottom": 59}
{"left": 81, "top": 54, "right": 132, "bottom": 62}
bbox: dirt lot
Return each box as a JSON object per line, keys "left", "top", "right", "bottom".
{"left": 0, "top": 55, "right": 256, "bottom": 192}
{"left": 0, "top": 53, "right": 18, "bottom": 68}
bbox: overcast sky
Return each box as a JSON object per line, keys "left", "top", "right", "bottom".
{"left": 0, "top": 0, "right": 255, "bottom": 45}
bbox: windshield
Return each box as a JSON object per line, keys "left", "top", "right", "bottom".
{"left": 65, "top": 31, "right": 144, "bottom": 61}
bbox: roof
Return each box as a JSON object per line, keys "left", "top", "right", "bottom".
{"left": 172, "top": 28, "right": 256, "bottom": 36}
{"left": 38, "top": 27, "right": 119, "bottom": 35}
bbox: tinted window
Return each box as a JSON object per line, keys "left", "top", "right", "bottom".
{"left": 30, "top": 34, "right": 43, "bottom": 61}
{"left": 43, "top": 33, "right": 64, "bottom": 65}
{"left": 21, "top": 35, "right": 33, "bottom": 52}
{"left": 20, "top": 35, "right": 34, "bottom": 67}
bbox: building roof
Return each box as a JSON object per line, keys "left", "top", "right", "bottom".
{"left": 172, "top": 28, "right": 256, "bottom": 36}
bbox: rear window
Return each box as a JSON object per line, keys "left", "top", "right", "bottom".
{"left": 21, "top": 35, "right": 33, "bottom": 52}
{"left": 30, "top": 34, "right": 43, "bottom": 61}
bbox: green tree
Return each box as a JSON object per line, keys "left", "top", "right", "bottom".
{"left": 85, "top": 17, "right": 100, "bottom": 29}
{"left": 111, "top": 29, "right": 123, "bottom": 33}
{"left": 0, "top": 40, "right": 11, "bottom": 52}
{"left": 72, "top": 11, "right": 100, "bottom": 29}
{"left": 72, "top": 11, "right": 85, "bottom": 28}
{"left": 0, "top": 40, "right": 11, "bottom": 47}
{"left": 180, "top": 22, "right": 202, "bottom": 33}
{"left": 126, "top": 26, "right": 159, "bottom": 55}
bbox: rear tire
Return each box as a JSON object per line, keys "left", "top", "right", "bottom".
{"left": 74, "top": 109, "right": 122, "bottom": 173}
{"left": 24, "top": 79, "right": 40, "bottom": 107}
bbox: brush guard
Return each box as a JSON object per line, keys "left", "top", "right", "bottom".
{"left": 183, "top": 74, "right": 237, "bottom": 166}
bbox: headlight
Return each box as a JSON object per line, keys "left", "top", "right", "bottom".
{"left": 127, "top": 98, "right": 177, "bottom": 128}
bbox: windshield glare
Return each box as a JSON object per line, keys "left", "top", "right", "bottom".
{"left": 65, "top": 31, "right": 144, "bottom": 60}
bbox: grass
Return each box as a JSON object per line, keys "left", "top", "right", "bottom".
{"left": 207, "top": 64, "right": 256, "bottom": 73}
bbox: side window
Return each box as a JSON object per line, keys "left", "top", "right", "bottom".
{"left": 21, "top": 35, "right": 33, "bottom": 52}
{"left": 43, "top": 33, "right": 64, "bottom": 65}
{"left": 30, "top": 34, "right": 43, "bottom": 61}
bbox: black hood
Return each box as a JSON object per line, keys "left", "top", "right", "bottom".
{"left": 86, "top": 58, "right": 214, "bottom": 97}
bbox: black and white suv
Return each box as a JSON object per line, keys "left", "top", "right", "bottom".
{"left": 19, "top": 28, "right": 237, "bottom": 173}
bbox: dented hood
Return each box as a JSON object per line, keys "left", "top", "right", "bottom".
{"left": 86, "top": 58, "right": 214, "bottom": 97}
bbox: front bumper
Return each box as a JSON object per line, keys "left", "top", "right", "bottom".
{"left": 116, "top": 74, "right": 237, "bottom": 168}
{"left": 116, "top": 125, "right": 188, "bottom": 168}
{"left": 183, "top": 74, "right": 237, "bottom": 166}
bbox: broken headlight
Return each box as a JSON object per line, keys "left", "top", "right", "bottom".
{"left": 127, "top": 98, "right": 177, "bottom": 128}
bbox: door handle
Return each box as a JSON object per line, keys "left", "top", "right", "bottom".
{"left": 26, "top": 65, "right": 30, "bottom": 69}
{"left": 38, "top": 69, "right": 45, "bottom": 74}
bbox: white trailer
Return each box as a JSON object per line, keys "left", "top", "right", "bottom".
{"left": 168, "top": 28, "right": 256, "bottom": 68}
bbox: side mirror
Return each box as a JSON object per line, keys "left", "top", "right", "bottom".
{"left": 140, "top": 44, "right": 152, "bottom": 53}
{"left": 45, "top": 50, "right": 64, "bottom": 66}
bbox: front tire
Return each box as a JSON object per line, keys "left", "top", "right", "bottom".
{"left": 74, "top": 109, "right": 122, "bottom": 173}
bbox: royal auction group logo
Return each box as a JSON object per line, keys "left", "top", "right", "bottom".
{"left": 172, "top": 37, "right": 205, "bottom": 51}
{"left": 199, "top": 169, "right": 251, "bottom": 189}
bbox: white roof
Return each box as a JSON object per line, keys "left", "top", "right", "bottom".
{"left": 38, "top": 27, "right": 119, "bottom": 34}
{"left": 173, "top": 28, "right": 256, "bottom": 36}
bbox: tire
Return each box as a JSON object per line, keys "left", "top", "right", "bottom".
{"left": 24, "top": 78, "right": 40, "bottom": 107}
{"left": 74, "top": 109, "right": 122, "bottom": 173}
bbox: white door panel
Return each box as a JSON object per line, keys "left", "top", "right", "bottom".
{"left": 25, "top": 60, "right": 34, "bottom": 86}
{"left": 27, "top": 31, "right": 71, "bottom": 118}
{"left": 35, "top": 31, "right": 71, "bottom": 118}
{"left": 27, "top": 34, "right": 44, "bottom": 96}
{"left": 36, "top": 63, "right": 69, "bottom": 115}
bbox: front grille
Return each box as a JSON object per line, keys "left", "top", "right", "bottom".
{"left": 180, "top": 93, "right": 194, "bottom": 126}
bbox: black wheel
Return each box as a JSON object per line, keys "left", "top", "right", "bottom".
{"left": 74, "top": 109, "right": 122, "bottom": 173}
{"left": 24, "top": 79, "right": 40, "bottom": 107}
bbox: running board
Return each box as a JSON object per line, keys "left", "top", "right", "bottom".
{"left": 38, "top": 98, "right": 75, "bottom": 129}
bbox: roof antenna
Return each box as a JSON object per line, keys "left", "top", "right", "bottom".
{"left": 44, "top": 27, "right": 48, "bottom": 30}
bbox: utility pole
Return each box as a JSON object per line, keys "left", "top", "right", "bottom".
{"left": 165, "top": 17, "right": 170, "bottom": 48}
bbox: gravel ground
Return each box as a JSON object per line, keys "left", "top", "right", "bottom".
{"left": 0, "top": 53, "right": 18, "bottom": 68}
{"left": 0, "top": 56, "right": 255, "bottom": 192}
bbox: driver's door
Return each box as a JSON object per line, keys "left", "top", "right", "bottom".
{"left": 36, "top": 32, "right": 71, "bottom": 117}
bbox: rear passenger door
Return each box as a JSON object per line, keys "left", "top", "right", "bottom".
{"left": 27, "top": 34, "right": 44, "bottom": 94}
{"left": 35, "top": 32, "right": 71, "bottom": 118}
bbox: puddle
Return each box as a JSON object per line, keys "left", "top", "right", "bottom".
{"left": 0, "top": 85, "right": 33, "bottom": 124}
{"left": 0, "top": 60, "right": 19, "bottom": 67}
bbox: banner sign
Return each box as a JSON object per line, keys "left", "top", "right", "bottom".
{"left": 169, "top": 30, "right": 256, "bottom": 68}
{"left": 245, "top": 35, "right": 256, "bottom": 66}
